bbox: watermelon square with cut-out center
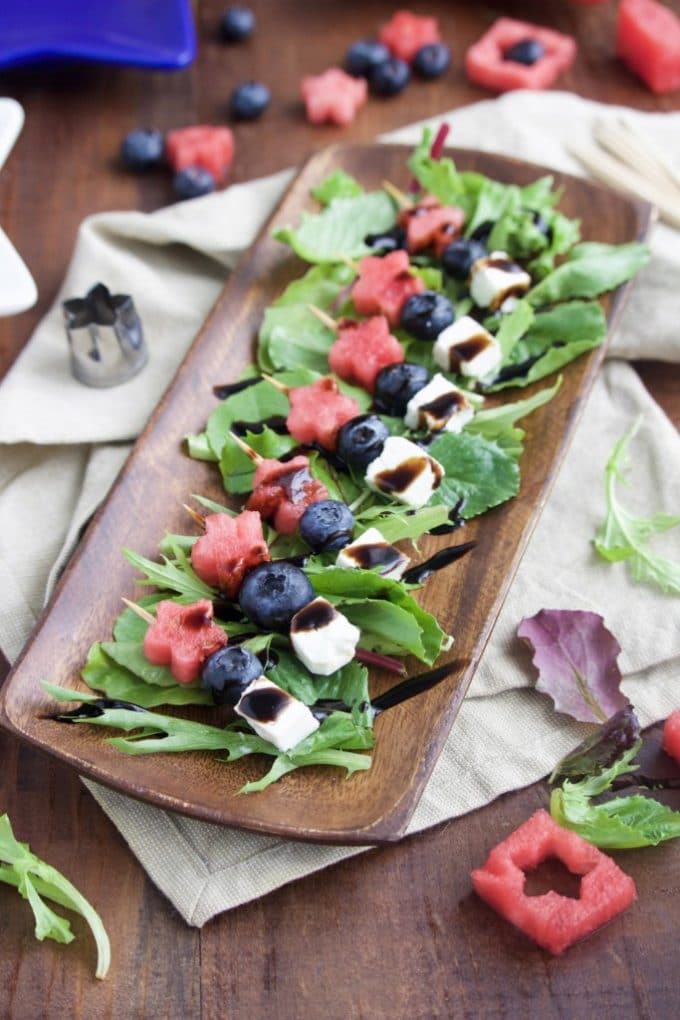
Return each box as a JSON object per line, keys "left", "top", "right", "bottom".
{"left": 465, "top": 18, "right": 577, "bottom": 93}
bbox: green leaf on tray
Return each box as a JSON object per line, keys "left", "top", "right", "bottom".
{"left": 124, "top": 547, "right": 215, "bottom": 601}
{"left": 493, "top": 299, "right": 535, "bottom": 360}
{"left": 83, "top": 644, "right": 213, "bottom": 707}
{"left": 184, "top": 431, "right": 218, "bottom": 462}
{"left": 551, "top": 744, "right": 680, "bottom": 849}
{"left": 220, "top": 426, "right": 298, "bottom": 495}
{"left": 428, "top": 429, "right": 521, "bottom": 518}
{"left": 312, "top": 169, "right": 363, "bottom": 204}
{"left": 594, "top": 417, "right": 680, "bottom": 595}
{"left": 467, "top": 376, "right": 562, "bottom": 440}
{"left": 274, "top": 191, "right": 396, "bottom": 263}
{"left": 0, "top": 813, "right": 111, "bottom": 979}
{"left": 354, "top": 503, "right": 451, "bottom": 544}
{"left": 528, "top": 241, "right": 650, "bottom": 306}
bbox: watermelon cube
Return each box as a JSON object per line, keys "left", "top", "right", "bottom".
{"left": 617, "top": 0, "right": 680, "bottom": 94}
{"left": 352, "top": 250, "right": 425, "bottom": 326}
{"left": 465, "top": 18, "right": 577, "bottom": 92}
{"left": 191, "top": 510, "right": 270, "bottom": 599}
{"left": 165, "top": 126, "right": 235, "bottom": 184}
{"left": 301, "top": 68, "right": 368, "bottom": 126}
{"left": 246, "top": 455, "right": 329, "bottom": 534}
{"left": 143, "top": 599, "right": 228, "bottom": 685}
{"left": 379, "top": 10, "right": 440, "bottom": 64}
{"left": 471, "top": 809, "right": 636, "bottom": 954}
{"left": 328, "top": 315, "right": 404, "bottom": 393}
{"left": 287, "top": 376, "right": 360, "bottom": 450}
{"left": 399, "top": 196, "right": 465, "bottom": 255}
{"left": 663, "top": 709, "right": 680, "bottom": 765}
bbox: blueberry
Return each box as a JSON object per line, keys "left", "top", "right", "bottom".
{"left": 229, "top": 81, "right": 271, "bottom": 121}
{"left": 530, "top": 209, "right": 551, "bottom": 239}
{"left": 400, "top": 290, "right": 454, "bottom": 341}
{"left": 239, "top": 562, "right": 314, "bottom": 632}
{"left": 201, "top": 646, "right": 263, "bottom": 706}
{"left": 345, "top": 39, "right": 391, "bottom": 77}
{"left": 219, "top": 6, "right": 255, "bottom": 42}
{"left": 373, "top": 362, "right": 430, "bottom": 416}
{"left": 120, "top": 129, "right": 165, "bottom": 172}
{"left": 369, "top": 57, "right": 410, "bottom": 97}
{"left": 441, "top": 238, "right": 487, "bottom": 280}
{"left": 337, "top": 414, "right": 390, "bottom": 471}
{"left": 503, "top": 39, "right": 545, "bottom": 66}
{"left": 173, "top": 166, "right": 216, "bottom": 200}
{"left": 364, "top": 225, "right": 407, "bottom": 254}
{"left": 299, "top": 500, "right": 355, "bottom": 553}
{"left": 413, "top": 43, "right": 451, "bottom": 79}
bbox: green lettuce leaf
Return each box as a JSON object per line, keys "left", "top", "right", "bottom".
{"left": 0, "top": 813, "right": 110, "bottom": 979}
{"left": 82, "top": 643, "right": 213, "bottom": 707}
{"left": 354, "top": 503, "right": 451, "bottom": 544}
{"left": 220, "top": 426, "right": 298, "bottom": 495}
{"left": 594, "top": 418, "right": 680, "bottom": 594}
{"left": 312, "top": 170, "right": 363, "bottom": 204}
{"left": 428, "top": 429, "right": 521, "bottom": 518}
{"left": 494, "top": 299, "right": 535, "bottom": 359}
{"left": 466, "top": 376, "right": 561, "bottom": 440}
{"left": 528, "top": 241, "right": 650, "bottom": 306}
{"left": 274, "top": 191, "right": 396, "bottom": 263}
{"left": 184, "top": 431, "right": 218, "bottom": 462}
{"left": 551, "top": 744, "right": 680, "bottom": 849}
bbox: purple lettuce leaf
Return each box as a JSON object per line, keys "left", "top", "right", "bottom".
{"left": 549, "top": 706, "right": 641, "bottom": 783}
{"left": 517, "top": 609, "right": 630, "bottom": 723}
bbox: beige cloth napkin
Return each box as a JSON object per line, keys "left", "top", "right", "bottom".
{"left": 1, "top": 92, "right": 679, "bottom": 926}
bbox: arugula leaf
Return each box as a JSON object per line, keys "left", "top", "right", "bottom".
{"left": 467, "top": 376, "right": 561, "bottom": 440}
{"left": 528, "top": 209, "right": 581, "bottom": 279}
{"left": 0, "top": 814, "right": 110, "bottom": 979}
{"left": 354, "top": 503, "right": 451, "bottom": 543}
{"left": 428, "top": 429, "right": 521, "bottom": 518}
{"left": 184, "top": 431, "right": 218, "bottom": 462}
{"left": 268, "top": 651, "right": 369, "bottom": 708}
{"left": 305, "top": 565, "right": 447, "bottom": 663}
{"left": 528, "top": 241, "right": 650, "bottom": 306}
{"left": 487, "top": 301, "right": 606, "bottom": 392}
{"left": 594, "top": 418, "right": 680, "bottom": 594}
{"left": 407, "top": 128, "right": 470, "bottom": 214}
{"left": 274, "top": 191, "right": 396, "bottom": 263}
{"left": 551, "top": 744, "right": 680, "bottom": 849}
{"left": 82, "top": 643, "right": 213, "bottom": 707}
{"left": 493, "top": 299, "right": 535, "bottom": 359}
{"left": 312, "top": 170, "right": 363, "bottom": 204}
{"left": 123, "top": 548, "right": 214, "bottom": 601}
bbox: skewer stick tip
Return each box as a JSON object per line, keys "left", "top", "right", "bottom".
{"left": 307, "top": 304, "right": 339, "bottom": 332}
{"left": 261, "top": 373, "right": 290, "bottom": 395}
{"left": 182, "top": 503, "right": 206, "bottom": 529}
{"left": 121, "top": 597, "right": 156, "bottom": 625}
{"left": 228, "top": 430, "right": 265, "bottom": 464}
{"left": 382, "top": 178, "right": 413, "bottom": 209}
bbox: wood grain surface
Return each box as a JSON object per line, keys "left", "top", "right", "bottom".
{"left": 0, "top": 1, "right": 678, "bottom": 1016}
{"left": 0, "top": 144, "right": 651, "bottom": 843}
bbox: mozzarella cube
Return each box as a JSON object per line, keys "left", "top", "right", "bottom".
{"left": 469, "top": 251, "right": 531, "bottom": 311}
{"left": 289, "top": 597, "right": 360, "bottom": 676}
{"left": 433, "top": 316, "right": 502, "bottom": 380}
{"left": 235, "top": 677, "right": 319, "bottom": 752}
{"left": 336, "top": 526, "right": 410, "bottom": 580}
{"left": 404, "top": 373, "right": 474, "bottom": 433}
{"left": 365, "top": 436, "right": 444, "bottom": 509}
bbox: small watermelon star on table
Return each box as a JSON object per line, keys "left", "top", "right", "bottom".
{"left": 301, "top": 68, "right": 367, "bottom": 126}
{"left": 378, "top": 10, "right": 441, "bottom": 64}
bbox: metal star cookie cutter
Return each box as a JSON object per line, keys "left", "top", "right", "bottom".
{"left": 62, "top": 282, "right": 148, "bottom": 387}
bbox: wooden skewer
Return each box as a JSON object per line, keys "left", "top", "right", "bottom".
{"left": 307, "top": 304, "right": 338, "bottom": 332}
{"left": 229, "top": 430, "right": 264, "bottom": 465}
{"left": 620, "top": 116, "right": 680, "bottom": 194}
{"left": 382, "top": 178, "right": 412, "bottom": 210}
{"left": 121, "top": 597, "right": 156, "bottom": 625}
{"left": 183, "top": 503, "right": 206, "bottom": 529}
{"left": 341, "top": 255, "right": 360, "bottom": 273}
{"left": 593, "top": 119, "right": 680, "bottom": 201}
{"left": 261, "top": 373, "right": 290, "bottom": 395}
{"left": 568, "top": 140, "right": 679, "bottom": 229}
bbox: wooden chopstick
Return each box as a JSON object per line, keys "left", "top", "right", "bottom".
{"left": 568, "top": 139, "right": 680, "bottom": 230}
{"left": 593, "top": 119, "right": 680, "bottom": 200}
{"left": 619, "top": 116, "right": 680, "bottom": 195}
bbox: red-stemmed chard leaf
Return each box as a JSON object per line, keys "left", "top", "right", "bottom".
{"left": 517, "top": 609, "right": 630, "bottom": 724}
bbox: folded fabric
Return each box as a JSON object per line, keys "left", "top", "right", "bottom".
{"left": 1, "top": 91, "right": 679, "bottom": 925}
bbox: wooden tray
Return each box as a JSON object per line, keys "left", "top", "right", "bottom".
{"left": 0, "top": 144, "right": 651, "bottom": 845}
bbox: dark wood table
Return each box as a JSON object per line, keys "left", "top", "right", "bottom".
{"left": 1, "top": 2, "right": 678, "bottom": 1016}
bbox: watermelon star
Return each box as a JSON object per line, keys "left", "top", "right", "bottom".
{"left": 143, "top": 599, "right": 228, "bottom": 684}
{"left": 352, "top": 249, "right": 425, "bottom": 326}
{"left": 191, "top": 510, "right": 270, "bottom": 599}
{"left": 301, "top": 68, "right": 367, "bottom": 127}
{"left": 379, "top": 10, "right": 441, "bottom": 64}
{"left": 165, "top": 125, "right": 235, "bottom": 184}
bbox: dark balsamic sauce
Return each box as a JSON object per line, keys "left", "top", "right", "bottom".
{"left": 213, "top": 377, "right": 261, "bottom": 400}
{"left": 239, "top": 687, "right": 290, "bottom": 723}
{"left": 53, "top": 699, "right": 148, "bottom": 722}
{"left": 291, "top": 599, "right": 335, "bottom": 631}
{"left": 374, "top": 456, "right": 426, "bottom": 494}
{"left": 211, "top": 596, "right": 246, "bottom": 622}
{"left": 485, "top": 256, "right": 521, "bottom": 273}
{"left": 182, "top": 606, "right": 212, "bottom": 629}
{"left": 231, "top": 415, "right": 288, "bottom": 436}
{"left": 417, "top": 389, "right": 467, "bottom": 428}
{"left": 448, "top": 336, "right": 491, "bottom": 370}
{"left": 348, "top": 543, "right": 405, "bottom": 573}
{"left": 402, "top": 540, "right": 476, "bottom": 584}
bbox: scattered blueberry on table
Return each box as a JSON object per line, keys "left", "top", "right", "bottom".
{"left": 219, "top": 5, "right": 255, "bottom": 43}
{"left": 120, "top": 129, "right": 165, "bottom": 171}
{"left": 413, "top": 42, "right": 451, "bottom": 78}
{"left": 344, "top": 39, "right": 391, "bottom": 77}
{"left": 369, "top": 56, "right": 411, "bottom": 96}
{"left": 173, "top": 166, "right": 216, "bottom": 200}
{"left": 229, "top": 81, "right": 272, "bottom": 121}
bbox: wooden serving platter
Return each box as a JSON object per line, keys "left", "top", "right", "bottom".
{"left": 0, "top": 145, "right": 651, "bottom": 845}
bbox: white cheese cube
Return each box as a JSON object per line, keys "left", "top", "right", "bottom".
{"left": 404, "top": 373, "right": 474, "bottom": 433}
{"left": 235, "top": 677, "right": 319, "bottom": 752}
{"left": 433, "top": 316, "right": 502, "bottom": 380}
{"left": 469, "top": 251, "right": 531, "bottom": 311}
{"left": 365, "top": 436, "right": 444, "bottom": 509}
{"left": 289, "top": 597, "right": 360, "bottom": 676}
{"left": 336, "top": 527, "right": 410, "bottom": 580}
